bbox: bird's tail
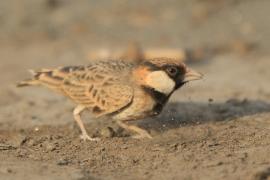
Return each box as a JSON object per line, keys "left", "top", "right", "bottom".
{"left": 17, "top": 69, "right": 65, "bottom": 91}
{"left": 17, "top": 70, "right": 42, "bottom": 87}
{"left": 17, "top": 79, "right": 39, "bottom": 87}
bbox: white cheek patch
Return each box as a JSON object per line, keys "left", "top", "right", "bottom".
{"left": 145, "top": 71, "right": 175, "bottom": 95}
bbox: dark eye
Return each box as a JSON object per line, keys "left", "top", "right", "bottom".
{"left": 166, "top": 66, "right": 178, "bottom": 77}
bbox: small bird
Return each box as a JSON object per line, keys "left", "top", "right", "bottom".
{"left": 17, "top": 58, "right": 202, "bottom": 140}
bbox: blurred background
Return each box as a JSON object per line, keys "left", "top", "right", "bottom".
{"left": 0, "top": 1, "right": 270, "bottom": 180}
{"left": 1, "top": 0, "right": 270, "bottom": 98}
{"left": 1, "top": 0, "right": 269, "bottom": 48}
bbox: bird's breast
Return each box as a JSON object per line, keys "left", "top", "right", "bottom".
{"left": 111, "top": 87, "right": 162, "bottom": 121}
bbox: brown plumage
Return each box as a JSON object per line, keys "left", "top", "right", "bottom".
{"left": 17, "top": 58, "right": 202, "bottom": 140}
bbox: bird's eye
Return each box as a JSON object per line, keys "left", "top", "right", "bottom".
{"left": 166, "top": 66, "right": 178, "bottom": 77}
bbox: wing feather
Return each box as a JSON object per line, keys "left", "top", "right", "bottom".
{"left": 61, "top": 62, "right": 134, "bottom": 116}
{"left": 18, "top": 61, "right": 134, "bottom": 116}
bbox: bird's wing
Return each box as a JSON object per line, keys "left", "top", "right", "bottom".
{"left": 61, "top": 63, "right": 134, "bottom": 116}
{"left": 17, "top": 61, "right": 134, "bottom": 116}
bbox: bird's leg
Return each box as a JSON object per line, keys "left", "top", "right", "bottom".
{"left": 73, "top": 105, "right": 100, "bottom": 141}
{"left": 117, "top": 120, "right": 152, "bottom": 139}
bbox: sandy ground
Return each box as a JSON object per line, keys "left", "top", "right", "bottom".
{"left": 0, "top": 0, "right": 270, "bottom": 180}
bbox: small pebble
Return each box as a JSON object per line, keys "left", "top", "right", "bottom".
{"left": 0, "top": 167, "right": 13, "bottom": 174}
{"left": 34, "top": 127, "right": 39, "bottom": 132}
{"left": 57, "top": 159, "right": 71, "bottom": 166}
{"left": 0, "top": 143, "right": 16, "bottom": 151}
{"left": 45, "top": 142, "right": 56, "bottom": 152}
{"left": 100, "top": 127, "right": 115, "bottom": 138}
{"left": 26, "top": 139, "right": 36, "bottom": 146}
{"left": 12, "top": 135, "right": 27, "bottom": 147}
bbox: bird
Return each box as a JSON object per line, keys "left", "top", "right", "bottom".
{"left": 17, "top": 58, "right": 203, "bottom": 141}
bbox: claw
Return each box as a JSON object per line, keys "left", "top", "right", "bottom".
{"left": 116, "top": 120, "right": 153, "bottom": 140}
{"left": 132, "top": 133, "right": 153, "bottom": 139}
{"left": 80, "top": 134, "right": 100, "bottom": 141}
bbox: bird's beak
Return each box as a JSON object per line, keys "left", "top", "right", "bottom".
{"left": 183, "top": 68, "right": 203, "bottom": 83}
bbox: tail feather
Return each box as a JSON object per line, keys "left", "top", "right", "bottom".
{"left": 17, "top": 79, "right": 40, "bottom": 87}
{"left": 17, "top": 68, "right": 65, "bottom": 89}
{"left": 17, "top": 69, "right": 42, "bottom": 87}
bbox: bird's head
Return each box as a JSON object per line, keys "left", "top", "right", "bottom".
{"left": 133, "top": 58, "right": 203, "bottom": 95}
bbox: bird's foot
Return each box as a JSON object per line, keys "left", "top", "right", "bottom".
{"left": 131, "top": 132, "right": 153, "bottom": 139}
{"left": 80, "top": 134, "right": 100, "bottom": 141}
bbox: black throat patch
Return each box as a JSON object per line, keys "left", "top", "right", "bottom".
{"left": 142, "top": 86, "right": 170, "bottom": 115}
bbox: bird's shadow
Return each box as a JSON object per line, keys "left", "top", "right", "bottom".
{"left": 139, "top": 99, "right": 270, "bottom": 133}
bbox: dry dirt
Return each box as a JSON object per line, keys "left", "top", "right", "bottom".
{"left": 0, "top": 0, "right": 270, "bottom": 180}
